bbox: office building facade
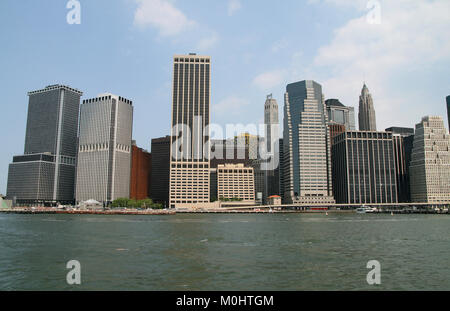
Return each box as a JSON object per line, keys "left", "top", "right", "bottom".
{"left": 332, "top": 131, "right": 398, "bottom": 204}
{"left": 75, "top": 94, "right": 133, "bottom": 203}
{"left": 169, "top": 54, "right": 211, "bottom": 208}
{"left": 282, "top": 80, "right": 334, "bottom": 204}
{"left": 358, "top": 84, "right": 377, "bottom": 131}
{"left": 7, "top": 85, "right": 82, "bottom": 205}
{"left": 409, "top": 116, "right": 450, "bottom": 203}
{"left": 385, "top": 127, "right": 415, "bottom": 202}
{"left": 130, "top": 142, "right": 151, "bottom": 200}
{"left": 325, "top": 99, "right": 356, "bottom": 130}
{"left": 150, "top": 136, "right": 171, "bottom": 207}
{"left": 217, "top": 164, "right": 255, "bottom": 203}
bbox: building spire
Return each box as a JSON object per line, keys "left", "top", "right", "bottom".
{"left": 358, "top": 82, "right": 377, "bottom": 131}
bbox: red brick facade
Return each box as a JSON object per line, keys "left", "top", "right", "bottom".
{"left": 130, "top": 145, "right": 151, "bottom": 200}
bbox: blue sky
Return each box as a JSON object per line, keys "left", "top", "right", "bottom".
{"left": 0, "top": 0, "right": 449, "bottom": 194}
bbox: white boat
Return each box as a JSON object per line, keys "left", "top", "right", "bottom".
{"left": 356, "top": 206, "right": 377, "bottom": 214}
{"left": 356, "top": 207, "right": 367, "bottom": 214}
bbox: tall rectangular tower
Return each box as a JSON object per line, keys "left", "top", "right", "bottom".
{"left": 264, "top": 94, "right": 280, "bottom": 201}
{"left": 409, "top": 116, "right": 450, "bottom": 203}
{"left": 7, "top": 85, "right": 82, "bottom": 205}
{"left": 169, "top": 54, "right": 211, "bottom": 208}
{"left": 150, "top": 136, "right": 171, "bottom": 208}
{"left": 282, "top": 80, "right": 334, "bottom": 204}
{"left": 385, "top": 127, "right": 415, "bottom": 202}
{"left": 446, "top": 96, "right": 450, "bottom": 133}
{"left": 75, "top": 94, "right": 133, "bottom": 203}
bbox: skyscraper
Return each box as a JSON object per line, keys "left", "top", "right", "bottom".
{"left": 7, "top": 85, "right": 82, "bottom": 205}
{"left": 75, "top": 93, "right": 133, "bottom": 203}
{"left": 264, "top": 94, "right": 280, "bottom": 201}
{"left": 278, "top": 138, "right": 285, "bottom": 200}
{"left": 150, "top": 136, "right": 171, "bottom": 208}
{"left": 385, "top": 127, "right": 415, "bottom": 202}
{"left": 446, "top": 96, "right": 450, "bottom": 133}
{"left": 169, "top": 54, "right": 211, "bottom": 208}
{"left": 358, "top": 83, "right": 377, "bottom": 131}
{"left": 332, "top": 131, "right": 398, "bottom": 204}
{"left": 325, "top": 99, "right": 356, "bottom": 130}
{"left": 264, "top": 94, "right": 279, "bottom": 153}
{"left": 130, "top": 142, "right": 151, "bottom": 200}
{"left": 409, "top": 116, "right": 450, "bottom": 203}
{"left": 282, "top": 80, "right": 334, "bottom": 204}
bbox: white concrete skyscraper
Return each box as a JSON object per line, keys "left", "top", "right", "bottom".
{"left": 75, "top": 94, "right": 133, "bottom": 203}
{"left": 264, "top": 94, "right": 280, "bottom": 200}
{"left": 358, "top": 83, "right": 377, "bottom": 131}
{"left": 264, "top": 94, "right": 279, "bottom": 154}
{"left": 169, "top": 54, "right": 211, "bottom": 208}
{"left": 282, "top": 80, "right": 334, "bottom": 204}
{"left": 409, "top": 116, "right": 450, "bottom": 203}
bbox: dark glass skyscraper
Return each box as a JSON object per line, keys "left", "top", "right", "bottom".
{"left": 385, "top": 127, "right": 415, "bottom": 202}
{"left": 282, "top": 80, "right": 334, "bottom": 204}
{"left": 150, "top": 136, "right": 171, "bottom": 208}
{"left": 446, "top": 95, "right": 450, "bottom": 133}
{"left": 7, "top": 85, "right": 82, "bottom": 205}
{"left": 332, "top": 131, "right": 398, "bottom": 204}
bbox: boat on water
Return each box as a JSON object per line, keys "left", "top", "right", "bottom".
{"left": 356, "top": 206, "right": 378, "bottom": 214}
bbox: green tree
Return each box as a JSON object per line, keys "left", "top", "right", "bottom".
{"left": 111, "top": 198, "right": 130, "bottom": 208}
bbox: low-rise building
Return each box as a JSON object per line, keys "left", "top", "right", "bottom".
{"left": 217, "top": 164, "right": 255, "bottom": 203}
{"left": 267, "top": 195, "right": 282, "bottom": 205}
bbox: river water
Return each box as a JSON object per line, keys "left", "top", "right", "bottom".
{"left": 0, "top": 213, "right": 449, "bottom": 290}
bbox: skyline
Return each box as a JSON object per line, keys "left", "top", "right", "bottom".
{"left": 1, "top": 0, "right": 450, "bottom": 194}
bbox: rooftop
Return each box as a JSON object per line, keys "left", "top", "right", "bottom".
{"left": 28, "top": 84, "right": 83, "bottom": 96}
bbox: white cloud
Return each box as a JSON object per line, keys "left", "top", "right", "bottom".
{"left": 228, "top": 0, "right": 242, "bottom": 16}
{"left": 214, "top": 96, "right": 250, "bottom": 115}
{"left": 309, "top": 0, "right": 450, "bottom": 129}
{"left": 271, "top": 39, "right": 289, "bottom": 53}
{"left": 134, "top": 0, "right": 196, "bottom": 36}
{"left": 307, "top": 0, "right": 366, "bottom": 10}
{"left": 253, "top": 70, "right": 286, "bottom": 91}
{"left": 197, "top": 32, "right": 219, "bottom": 51}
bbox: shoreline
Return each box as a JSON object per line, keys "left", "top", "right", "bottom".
{"left": 0, "top": 208, "right": 449, "bottom": 215}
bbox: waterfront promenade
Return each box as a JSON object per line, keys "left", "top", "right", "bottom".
{"left": 1, "top": 206, "right": 449, "bottom": 215}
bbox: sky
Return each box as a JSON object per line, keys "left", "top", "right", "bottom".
{"left": 0, "top": 0, "right": 449, "bottom": 194}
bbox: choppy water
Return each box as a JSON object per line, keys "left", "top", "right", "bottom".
{"left": 0, "top": 213, "right": 449, "bottom": 290}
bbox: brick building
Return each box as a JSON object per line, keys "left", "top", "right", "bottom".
{"left": 130, "top": 143, "right": 152, "bottom": 200}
